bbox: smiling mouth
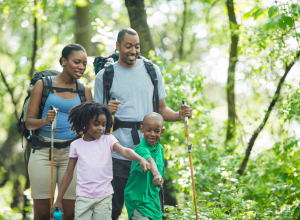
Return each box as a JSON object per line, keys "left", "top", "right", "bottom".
{"left": 128, "top": 55, "right": 136, "bottom": 61}
{"left": 75, "top": 71, "right": 83, "bottom": 77}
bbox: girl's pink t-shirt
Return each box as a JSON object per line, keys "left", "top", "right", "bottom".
{"left": 69, "top": 135, "right": 118, "bottom": 199}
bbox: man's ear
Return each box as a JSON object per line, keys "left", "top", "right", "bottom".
{"left": 140, "top": 125, "right": 144, "bottom": 133}
{"left": 160, "top": 127, "right": 165, "bottom": 135}
{"left": 116, "top": 41, "right": 120, "bottom": 52}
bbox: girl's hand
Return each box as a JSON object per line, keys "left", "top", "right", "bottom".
{"left": 45, "top": 108, "right": 59, "bottom": 125}
{"left": 139, "top": 158, "right": 150, "bottom": 172}
{"left": 153, "top": 174, "right": 164, "bottom": 188}
{"left": 50, "top": 201, "right": 64, "bottom": 219}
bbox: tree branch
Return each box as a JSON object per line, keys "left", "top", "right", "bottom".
{"left": 237, "top": 51, "right": 300, "bottom": 175}
{"left": 0, "top": 69, "right": 19, "bottom": 120}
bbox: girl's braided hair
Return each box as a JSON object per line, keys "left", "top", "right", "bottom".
{"left": 68, "top": 101, "right": 112, "bottom": 135}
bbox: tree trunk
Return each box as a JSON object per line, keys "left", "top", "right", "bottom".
{"left": 226, "top": 0, "right": 239, "bottom": 142}
{"left": 179, "top": 0, "right": 187, "bottom": 60}
{"left": 75, "top": 5, "right": 91, "bottom": 55}
{"left": 30, "top": 0, "right": 38, "bottom": 78}
{"left": 125, "top": 0, "right": 155, "bottom": 57}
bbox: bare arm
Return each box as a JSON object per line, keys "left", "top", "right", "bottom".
{"left": 113, "top": 143, "right": 150, "bottom": 172}
{"left": 84, "top": 86, "right": 93, "bottom": 101}
{"left": 147, "top": 157, "right": 164, "bottom": 188}
{"left": 156, "top": 98, "right": 192, "bottom": 122}
{"left": 50, "top": 157, "right": 77, "bottom": 218}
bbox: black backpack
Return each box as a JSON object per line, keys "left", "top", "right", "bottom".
{"left": 19, "top": 70, "right": 86, "bottom": 163}
{"left": 93, "top": 53, "right": 159, "bottom": 113}
{"left": 93, "top": 53, "right": 160, "bottom": 145}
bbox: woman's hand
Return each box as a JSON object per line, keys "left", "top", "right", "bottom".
{"left": 45, "top": 108, "right": 59, "bottom": 125}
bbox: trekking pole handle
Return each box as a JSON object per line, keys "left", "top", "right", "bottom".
{"left": 50, "top": 105, "right": 57, "bottom": 131}
{"left": 182, "top": 100, "right": 189, "bottom": 125}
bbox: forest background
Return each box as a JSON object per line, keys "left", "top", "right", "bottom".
{"left": 1, "top": 0, "right": 300, "bottom": 219}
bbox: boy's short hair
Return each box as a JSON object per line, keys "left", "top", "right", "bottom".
{"left": 142, "top": 112, "right": 164, "bottom": 127}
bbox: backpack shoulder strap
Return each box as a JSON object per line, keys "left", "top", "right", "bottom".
{"left": 76, "top": 80, "right": 86, "bottom": 103}
{"left": 103, "top": 64, "right": 114, "bottom": 104}
{"left": 142, "top": 58, "right": 159, "bottom": 113}
{"left": 39, "top": 76, "right": 52, "bottom": 118}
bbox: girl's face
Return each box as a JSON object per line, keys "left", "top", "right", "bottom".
{"left": 62, "top": 50, "right": 87, "bottom": 79}
{"left": 85, "top": 114, "right": 107, "bottom": 141}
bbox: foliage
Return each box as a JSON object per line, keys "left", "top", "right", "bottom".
{"left": 1, "top": 0, "right": 300, "bottom": 219}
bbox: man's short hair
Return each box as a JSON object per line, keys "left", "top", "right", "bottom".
{"left": 117, "top": 28, "right": 137, "bottom": 44}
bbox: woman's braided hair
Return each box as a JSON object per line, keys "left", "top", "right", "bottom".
{"left": 68, "top": 101, "right": 112, "bottom": 135}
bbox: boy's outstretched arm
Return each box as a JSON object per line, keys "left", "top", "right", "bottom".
{"left": 147, "top": 158, "right": 164, "bottom": 188}
{"left": 50, "top": 157, "right": 77, "bottom": 218}
{"left": 113, "top": 142, "right": 150, "bottom": 172}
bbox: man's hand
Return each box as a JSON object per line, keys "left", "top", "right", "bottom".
{"left": 179, "top": 104, "right": 192, "bottom": 120}
{"left": 50, "top": 201, "right": 64, "bottom": 219}
{"left": 139, "top": 158, "right": 151, "bottom": 172}
{"left": 108, "top": 100, "right": 122, "bottom": 114}
{"left": 153, "top": 174, "right": 164, "bottom": 188}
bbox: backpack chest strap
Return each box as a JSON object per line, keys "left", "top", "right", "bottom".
{"left": 113, "top": 117, "right": 143, "bottom": 145}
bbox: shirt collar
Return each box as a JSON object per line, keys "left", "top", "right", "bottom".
{"left": 141, "top": 137, "right": 158, "bottom": 151}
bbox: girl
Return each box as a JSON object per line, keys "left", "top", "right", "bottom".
{"left": 50, "top": 101, "right": 150, "bottom": 219}
{"left": 26, "top": 44, "right": 92, "bottom": 220}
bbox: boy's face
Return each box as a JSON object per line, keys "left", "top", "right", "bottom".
{"left": 140, "top": 119, "right": 164, "bottom": 146}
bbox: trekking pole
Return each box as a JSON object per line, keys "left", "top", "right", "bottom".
{"left": 110, "top": 97, "right": 117, "bottom": 134}
{"left": 50, "top": 105, "right": 57, "bottom": 217}
{"left": 182, "top": 100, "right": 198, "bottom": 220}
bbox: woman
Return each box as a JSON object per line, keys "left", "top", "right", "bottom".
{"left": 26, "top": 44, "right": 92, "bottom": 220}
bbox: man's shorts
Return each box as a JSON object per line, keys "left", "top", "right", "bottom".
{"left": 75, "top": 194, "right": 112, "bottom": 220}
{"left": 111, "top": 158, "right": 132, "bottom": 217}
{"left": 28, "top": 136, "right": 77, "bottom": 200}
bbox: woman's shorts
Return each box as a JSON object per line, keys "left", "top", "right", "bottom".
{"left": 28, "top": 136, "right": 77, "bottom": 200}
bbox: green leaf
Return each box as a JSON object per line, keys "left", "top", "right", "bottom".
{"left": 253, "top": 8, "right": 267, "bottom": 20}
{"left": 268, "top": 6, "right": 278, "bottom": 18}
{"left": 282, "top": 15, "right": 294, "bottom": 28}
{"left": 265, "top": 16, "right": 280, "bottom": 30}
{"left": 242, "top": 7, "right": 259, "bottom": 21}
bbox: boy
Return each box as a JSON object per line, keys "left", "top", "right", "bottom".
{"left": 124, "top": 112, "right": 165, "bottom": 220}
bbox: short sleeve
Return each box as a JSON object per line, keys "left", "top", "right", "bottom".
{"left": 108, "top": 135, "right": 119, "bottom": 152}
{"left": 94, "top": 69, "right": 105, "bottom": 103}
{"left": 135, "top": 146, "right": 152, "bottom": 160}
{"left": 69, "top": 142, "right": 78, "bottom": 158}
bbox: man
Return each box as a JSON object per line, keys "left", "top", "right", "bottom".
{"left": 94, "top": 28, "right": 192, "bottom": 220}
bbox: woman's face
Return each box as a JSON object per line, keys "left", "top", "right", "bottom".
{"left": 62, "top": 50, "right": 87, "bottom": 79}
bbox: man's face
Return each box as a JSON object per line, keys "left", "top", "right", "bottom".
{"left": 116, "top": 33, "right": 140, "bottom": 68}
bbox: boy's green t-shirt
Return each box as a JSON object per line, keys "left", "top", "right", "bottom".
{"left": 124, "top": 137, "right": 165, "bottom": 220}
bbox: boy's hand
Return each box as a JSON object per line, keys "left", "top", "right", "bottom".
{"left": 50, "top": 201, "right": 64, "bottom": 219}
{"left": 153, "top": 174, "right": 164, "bottom": 188}
{"left": 139, "top": 158, "right": 150, "bottom": 172}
